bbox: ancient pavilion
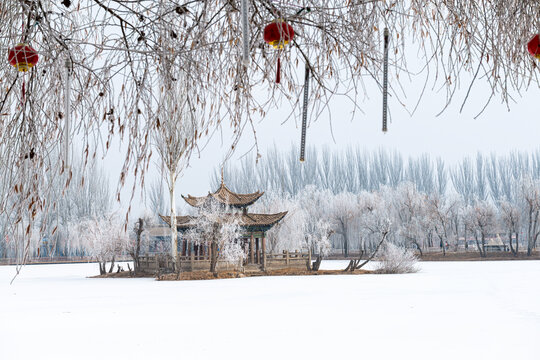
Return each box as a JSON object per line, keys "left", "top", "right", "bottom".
{"left": 161, "top": 182, "right": 287, "bottom": 266}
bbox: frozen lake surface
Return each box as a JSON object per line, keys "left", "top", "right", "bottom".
{"left": 1, "top": 260, "right": 539, "bottom": 360}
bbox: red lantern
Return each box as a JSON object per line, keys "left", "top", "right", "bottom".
{"left": 263, "top": 20, "right": 294, "bottom": 83}
{"left": 264, "top": 20, "right": 294, "bottom": 49}
{"left": 8, "top": 43, "right": 39, "bottom": 72}
{"left": 527, "top": 34, "right": 540, "bottom": 59}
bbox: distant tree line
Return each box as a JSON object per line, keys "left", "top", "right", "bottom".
{"left": 213, "top": 146, "right": 540, "bottom": 257}
{"left": 0, "top": 158, "right": 113, "bottom": 260}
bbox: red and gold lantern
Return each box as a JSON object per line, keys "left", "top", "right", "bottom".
{"left": 263, "top": 20, "right": 294, "bottom": 49}
{"left": 8, "top": 43, "right": 39, "bottom": 72}
{"left": 263, "top": 20, "right": 294, "bottom": 84}
{"left": 527, "top": 34, "right": 540, "bottom": 59}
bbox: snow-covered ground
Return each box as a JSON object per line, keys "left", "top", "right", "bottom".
{"left": 1, "top": 260, "right": 539, "bottom": 360}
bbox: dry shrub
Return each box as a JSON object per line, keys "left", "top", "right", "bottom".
{"left": 374, "top": 243, "right": 419, "bottom": 274}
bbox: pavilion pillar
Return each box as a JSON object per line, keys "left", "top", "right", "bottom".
{"left": 256, "top": 238, "right": 260, "bottom": 264}
{"left": 250, "top": 234, "right": 254, "bottom": 264}
{"left": 262, "top": 234, "right": 267, "bottom": 271}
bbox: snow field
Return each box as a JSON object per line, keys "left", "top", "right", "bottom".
{"left": 1, "top": 261, "right": 539, "bottom": 360}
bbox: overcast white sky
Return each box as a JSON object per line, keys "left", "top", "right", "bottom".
{"left": 103, "top": 49, "right": 540, "bottom": 217}
{"left": 179, "top": 79, "right": 539, "bottom": 183}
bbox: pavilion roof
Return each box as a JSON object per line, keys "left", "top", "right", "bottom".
{"left": 160, "top": 211, "right": 287, "bottom": 230}
{"left": 182, "top": 183, "right": 264, "bottom": 208}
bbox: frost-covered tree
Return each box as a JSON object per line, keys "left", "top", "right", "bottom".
{"left": 499, "top": 200, "right": 521, "bottom": 256}
{"left": 185, "top": 202, "right": 243, "bottom": 273}
{"left": 393, "top": 183, "right": 426, "bottom": 255}
{"left": 127, "top": 214, "right": 154, "bottom": 274}
{"left": 296, "top": 186, "right": 334, "bottom": 255}
{"left": 154, "top": 68, "right": 197, "bottom": 263}
{"left": 330, "top": 192, "right": 360, "bottom": 258}
{"left": 344, "top": 191, "right": 391, "bottom": 271}
{"left": 428, "top": 194, "right": 459, "bottom": 256}
{"left": 374, "top": 242, "right": 419, "bottom": 274}
{"left": 307, "top": 220, "right": 332, "bottom": 271}
{"left": 469, "top": 201, "right": 497, "bottom": 257}
{"left": 252, "top": 192, "right": 303, "bottom": 253}
{"left": 520, "top": 177, "right": 540, "bottom": 256}
{"left": 76, "top": 215, "right": 128, "bottom": 275}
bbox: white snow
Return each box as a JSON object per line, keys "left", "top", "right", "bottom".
{"left": 1, "top": 260, "right": 539, "bottom": 360}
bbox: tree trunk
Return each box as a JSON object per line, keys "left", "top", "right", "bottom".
{"left": 134, "top": 218, "right": 143, "bottom": 273}
{"left": 344, "top": 250, "right": 364, "bottom": 272}
{"left": 527, "top": 232, "right": 540, "bottom": 256}
{"left": 108, "top": 256, "right": 116, "bottom": 273}
{"left": 209, "top": 241, "right": 218, "bottom": 273}
{"left": 343, "top": 233, "right": 349, "bottom": 258}
{"left": 439, "top": 235, "right": 446, "bottom": 256}
{"left": 508, "top": 231, "right": 515, "bottom": 256}
{"left": 480, "top": 234, "right": 486, "bottom": 257}
{"left": 99, "top": 262, "right": 106, "bottom": 275}
{"left": 354, "top": 232, "right": 388, "bottom": 270}
{"left": 311, "top": 255, "right": 323, "bottom": 271}
{"left": 409, "top": 238, "right": 423, "bottom": 257}
{"left": 414, "top": 241, "right": 423, "bottom": 257}
{"left": 474, "top": 234, "right": 483, "bottom": 257}
{"left": 169, "top": 171, "right": 178, "bottom": 262}
{"left": 515, "top": 232, "right": 519, "bottom": 254}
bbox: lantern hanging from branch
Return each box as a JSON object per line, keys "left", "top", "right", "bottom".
{"left": 527, "top": 34, "right": 540, "bottom": 59}
{"left": 8, "top": 43, "right": 39, "bottom": 72}
{"left": 263, "top": 20, "right": 294, "bottom": 83}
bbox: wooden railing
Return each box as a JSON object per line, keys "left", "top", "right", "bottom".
{"left": 0, "top": 256, "right": 131, "bottom": 266}
{"left": 138, "top": 250, "right": 311, "bottom": 273}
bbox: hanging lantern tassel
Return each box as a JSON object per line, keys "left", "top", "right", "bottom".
{"left": 300, "top": 64, "right": 310, "bottom": 162}
{"left": 64, "top": 58, "right": 72, "bottom": 171}
{"left": 382, "top": 28, "right": 389, "bottom": 133}
{"left": 276, "top": 57, "right": 281, "bottom": 84}
{"left": 241, "top": 0, "right": 249, "bottom": 67}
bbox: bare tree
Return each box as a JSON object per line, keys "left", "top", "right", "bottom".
{"left": 393, "top": 183, "right": 426, "bottom": 256}
{"left": 344, "top": 191, "right": 391, "bottom": 271}
{"left": 147, "top": 179, "right": 167, "bottom": 222}
{"left": 154, "top": 68, "right": 197, "bottom": 262}
{"left": 499, "top": 200, "right": 521, "bottom": 256}
{"left": 521, "top": 177, "right": 540, "bottom": 256}
{"left": 469, "top": 201, "right": 497, "bottom": 257}
{"left": 428, "top": 194, "right": 458, "bottom": 256}
{"left": 331, "top": 192, "right": 359, "bottom": 258}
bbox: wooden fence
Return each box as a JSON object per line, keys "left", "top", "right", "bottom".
{"left": 0, "top": 256, "right": 131, "bottom": 266}
{"left": 139, "top": 250, "right": 311, "bottom": 273}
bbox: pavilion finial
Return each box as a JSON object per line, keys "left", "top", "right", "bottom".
{"left": 220, "top": 165, "right": 224, "bottom": 185}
